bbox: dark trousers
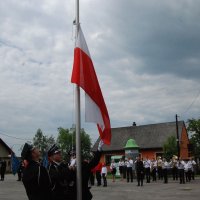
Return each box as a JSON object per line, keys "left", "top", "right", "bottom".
{"left": 152, "top": 168, "right": 157, "bottom": 181}
{"left": 127, "top": 167, "right": 133, "bottom": 182}
{"left": 185, "top": 170, "right": 192, "bottom": 182}
{"left": 96, "top": 171, "right": 101, "bottom": 186}
{"left": 179, "top": 169, "right": 185, "bottom": 184}
{"left": 145, "top": 168, "right": 151, "bottom": 183}
{"left": 191, "top": 171, "right": 195, "bottom": 180}
{"left": 157, "top": 166, "right": 163, "bottom": 180}
{"left": 137, "top": 172, "right": 144, "bottom": 186}
{"left": 102, "top": 173, "right": 107, "bottom": 186}
{"left": 17, "top": 171, "right": 22, "bottom": 181}
{"left": 163, "top": 169, "right": 168, "bottom": 183}
{"left": 123, "top": 166, "right": 127, "bottom": 178}
{"left": 172, "top": 167, "right": 178, "bottom": 180}
{"left": 0, "top": 171, "right": 5, "bottom": 180}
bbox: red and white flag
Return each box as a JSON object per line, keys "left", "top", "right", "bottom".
{"left": 71, "top": 26, "right": 111, "bottom": 145}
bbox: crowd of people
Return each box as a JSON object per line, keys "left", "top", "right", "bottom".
{"left": 1, "top": 143, "right": 198, "bottom": 200}
{"left": 107, "top": 155, "right": 197, "bottom": 186}
{"left": 20, "top": 140, "right": 104, "bottom": 200}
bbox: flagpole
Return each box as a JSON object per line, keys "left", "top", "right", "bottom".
{"left": 75, "top": 0, "right": 82, "bottom": 200}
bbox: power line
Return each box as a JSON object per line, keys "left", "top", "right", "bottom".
{"left": 181, "top": 89, "right": 200, "bottom": 115}
{"left": 0, "top": 130, "right": 31, "bottom": 141}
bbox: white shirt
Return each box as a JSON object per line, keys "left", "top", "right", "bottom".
{"left": 118, "top": 161, "right": 124, "bottom": 167}
{"left": 110, "top": 162, "right": 117, "bottom": 169}
{"left": 126, "top": 159, "right": 133, "bottom": 168}
{"left": 69, "top": 158, "right": 76, "bottom": 167}
{"left": 162, "top": 161, "right": 169, "bottom": 169}
{"left": 152, "top": 160, "right": 157, "bottom": 168}
{"left": 187, "top": 161, "right": 193, "bottom": 169}
{"left": 178, "top": 160, "right": 185, "bottom": 169}
{"left": 143, "top": 159, "right": 151, "bottom": 168}
{"left": 101, "top": 166, "right": 107, "bottom": 175}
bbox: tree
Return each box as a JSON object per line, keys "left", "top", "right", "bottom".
{"left": 163, "top": 135, "right": 177, "bottom": 160}
{"left": 56, "top": 127, "right": 92, "bottom": 161}
{"left": 187, "top": 118, "right": 200, "bottom": 158}
{"left": 33, "top": 129, "right": 55, "bottom": 157}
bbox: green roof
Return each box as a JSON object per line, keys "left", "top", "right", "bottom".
{"left": 124, "top": 139, "right": 139, "bottom": 149}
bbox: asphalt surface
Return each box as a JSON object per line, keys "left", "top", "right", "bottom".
{"left": 0, "top": 174, "right": 200, "bottom": 200}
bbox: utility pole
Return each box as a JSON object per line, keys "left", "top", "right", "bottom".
{"left": 175, "top": 114, "right": 180, "bottom": 159}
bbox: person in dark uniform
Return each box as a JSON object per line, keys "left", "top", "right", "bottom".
{"left": 0, "top": 160, "right": 7, "bottom": 181}
{"left": 17, "top": 161, "right": 24, "bottom": 181}
{"left": 48, "top": 144, "right": 73, "bottom": 200}
{"left": 79, "top": 139, "right": 104, "bottom": 200}
{"left": 21, "top": 143, "right": 52, "bottom": 200}
{"left": 135, "top": 156, "right": 144, "bottom": 186}
{"left": 94, "top": 162, "right": 102, "bottom": 186}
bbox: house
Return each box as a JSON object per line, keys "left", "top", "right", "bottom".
{"left": 92, "top": 121, "right": 190, "bottom": 165}
{"left": 0, "top": 138, "right": 13, "bottom": 172}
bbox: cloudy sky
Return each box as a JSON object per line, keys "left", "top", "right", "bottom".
{"left": 0, "top": 0, "right": 200, "bottom": 155}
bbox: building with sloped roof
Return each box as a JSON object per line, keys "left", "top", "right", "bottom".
{"left": 0, "top": 138, "right": 13, "bottom": 172}
{"left": 92, "top": 121, "right": 190, "bottom": 165}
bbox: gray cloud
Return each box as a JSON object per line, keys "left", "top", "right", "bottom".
{"left": 0, "top": 0, "right": 200, "bottom": 155}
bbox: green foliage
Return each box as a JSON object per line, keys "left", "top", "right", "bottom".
{"left": 56, "top": 127, "right": 92, "bottom": 161}
{"left": 187, "top": 118, "right": 200, "bottom": 135}
{"left": 187, "top": 118, "right": 200, "bottom": 158}
{"left": 163, "top": 135, "right": 177, "bottom": 160}
{"left": 33, "top": 128, "right": 55, "bottom": 157}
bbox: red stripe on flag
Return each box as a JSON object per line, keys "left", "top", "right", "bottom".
{"left": 71, "top": 40, "right": 111, "bottom": 145}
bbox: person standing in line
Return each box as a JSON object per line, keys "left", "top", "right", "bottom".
{"left": 135, "top": 156, "right": 144, "bottom": 186}
{"left": 143, "top": 157, "right": 151, "bottom": 183}
{"left": 190, "top": 157, "right": 197, "bottom": 180}
{"left": 178, "top": 158, "right": 185, "bottom": 184}
{"left": 118, "top": 158, "right": 124, "bottom": 181}
{"left": 157, "top": 156, "right": 163, "bottom": 180}
{"left": 151, "top": 158, "right": 157, "bottom": 182}
{"left": 0, "top": 160, "right": 7, "bottom": 181}
{"left": 162, "top": 158, "right": 169, "bottom": 184}
{"left": 21, "top": 143, "right": 52, "bottom": 200}
{"left": 123, "top": 158, "right": 127, "bottom": 179}
{"left": 184, "top": 160, "right": 190, "bottom": 182}
{"left": 126, "top": 157, "right": 133, "bottom": 183}
{"left": 170, "top": 155, "right": 178, "bottom": 180}
{"left": 101, "top": 163, "right": 107, "bottom": 187}
{"left": 110, "top": 159, "right": 117, "bottom": 182}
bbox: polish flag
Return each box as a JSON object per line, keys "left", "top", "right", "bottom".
{"left": 71, "top": 26, "right": 111, "bottom": 145}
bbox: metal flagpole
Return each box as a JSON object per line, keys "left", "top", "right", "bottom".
{"left": 75, "top": 0, "right": 82, "bottom": 200}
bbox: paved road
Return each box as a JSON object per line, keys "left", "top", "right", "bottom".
{"left": 0, "top": 174, "right": 200, "bottom": 200}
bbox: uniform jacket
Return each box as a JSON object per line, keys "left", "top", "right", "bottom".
{"left": 135, "top": 160, "right": 144, "bottom": 173}
{"left": 81, "top": 150, "right": 102, "bottom": 200}
{"left": 48, "top": 161, "right": 72, "bottom": 200}
{"left": 22, "top": 160, "right": 52, "bottom": 200}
